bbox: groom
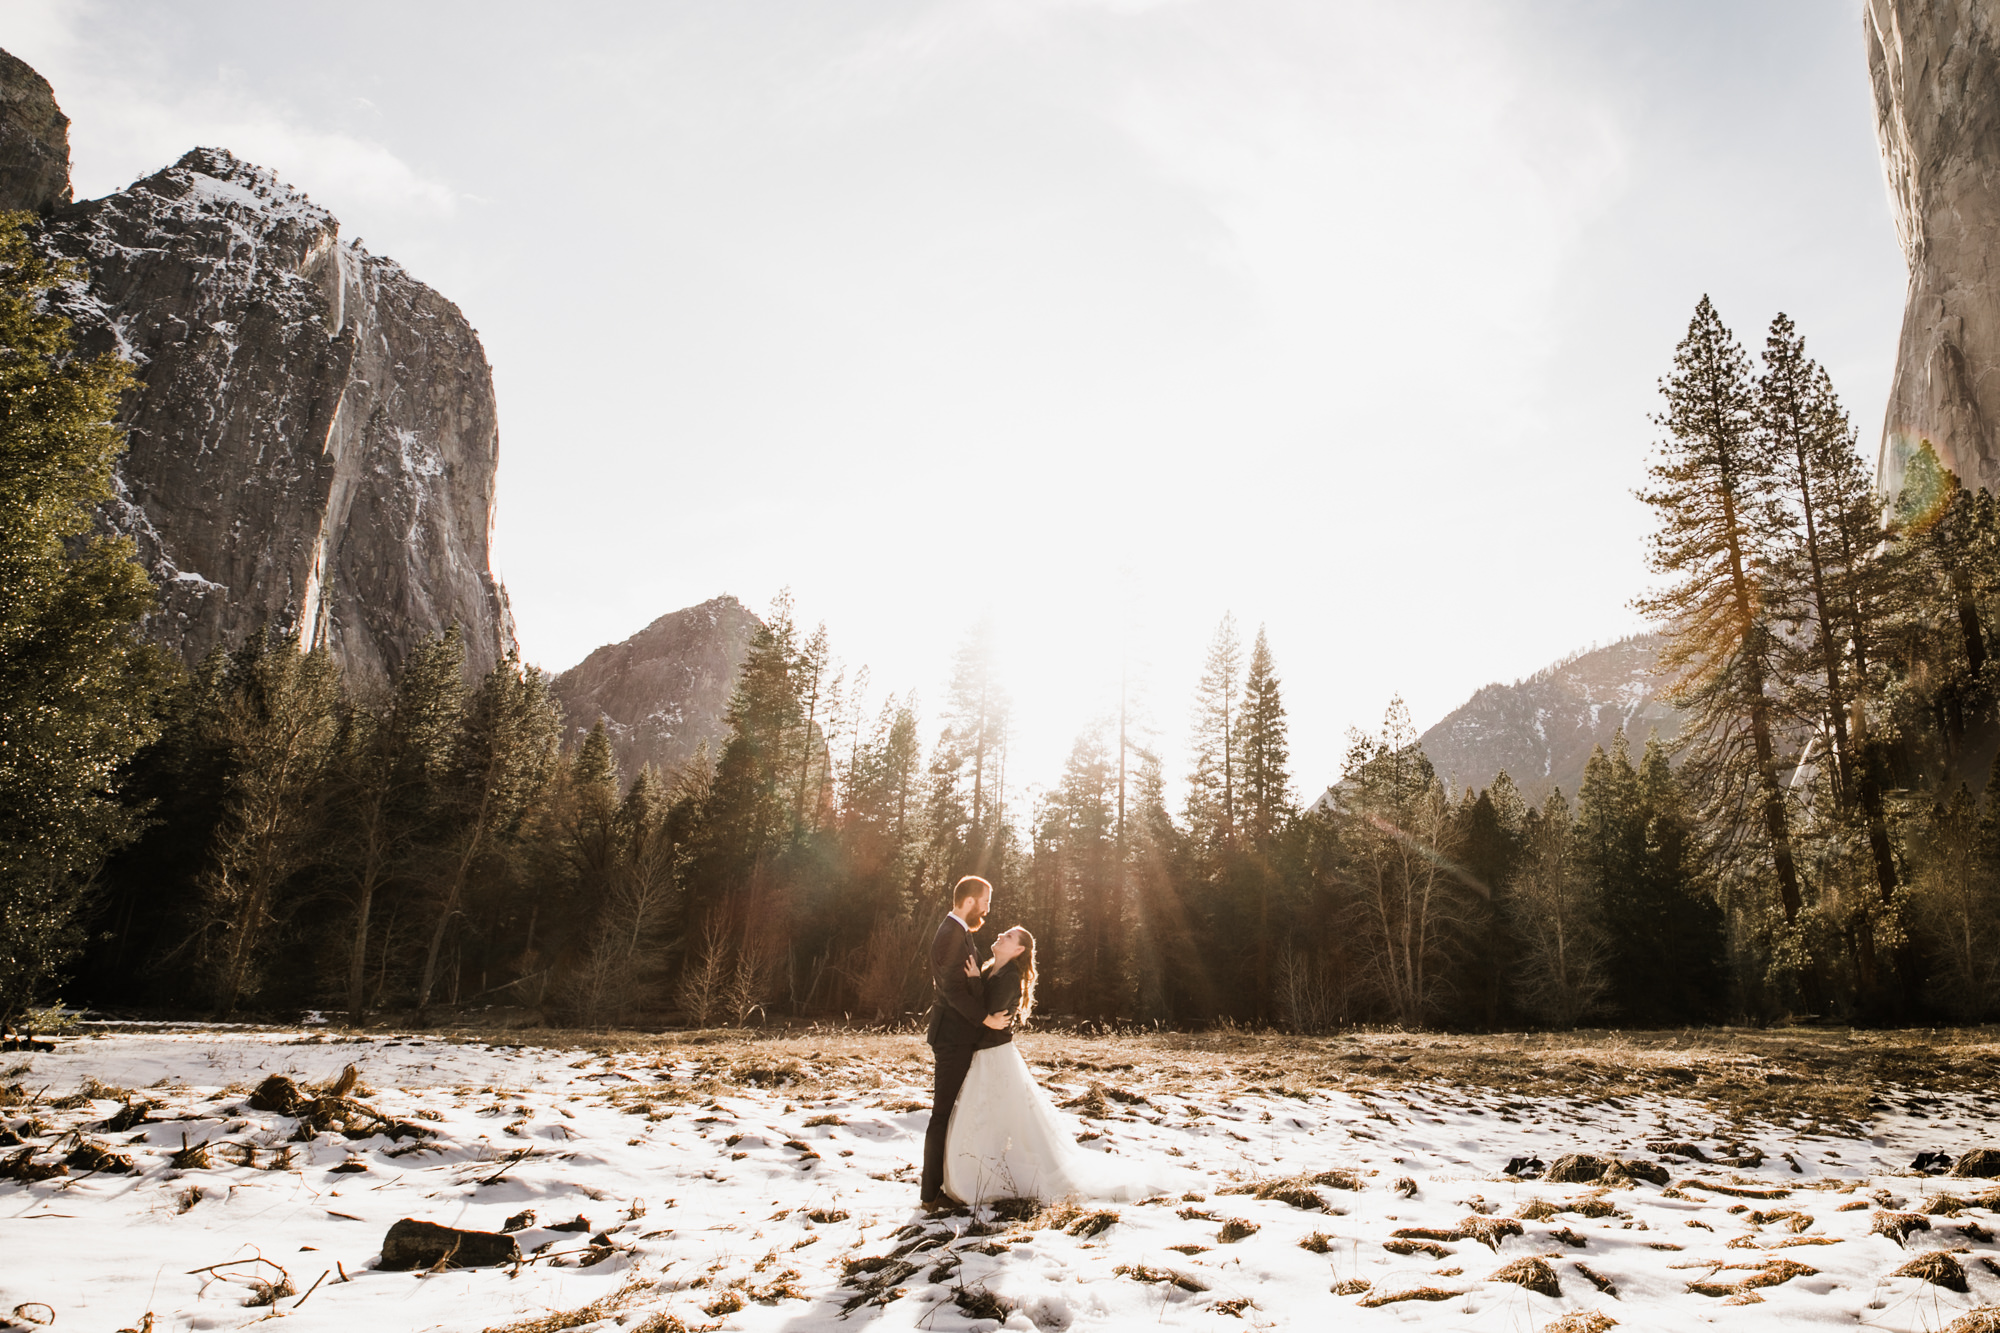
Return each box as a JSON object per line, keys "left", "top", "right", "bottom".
{"left": 921, "top": 874, "right": 1009, "bottom": 1211}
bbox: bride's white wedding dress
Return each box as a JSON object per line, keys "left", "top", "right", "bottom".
{"left": 941, "top": 971, "right": 1188, "bottom": 1204}
{"left": 943, "top": 1043, "right": 1166, "bottom": 1204}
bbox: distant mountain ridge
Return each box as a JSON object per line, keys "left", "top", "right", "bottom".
{"left": 1417, "top": 633, "right": 1678, "bottom": 801}
{"left": 551, "top": 596, "right": 760, "bottom": 782}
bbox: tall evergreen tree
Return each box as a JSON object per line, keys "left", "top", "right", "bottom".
{"left": 1759, "top": 315, "right": 1901, "bottom": 961}
{"left": 1636, "top": 298, "right": 1806, "bottom": 944}
{"left": 689, "top": 595, "right": 803, "bottom": 920}
{"left": 1234, "top": 625, "right": 1292, "bottom": 1014}
{"left": 1238, "top": 626, "right": 1292, "bottom": 850}
{"left": 942, "top": 619, "right": 1008, "bottom": 873}
{"left": 336, "top": 626, "right": 465, "bottom": 1022}
{"left": 1894, "top": 444, "right": 1997, "bottom": 746}
{"left": 1035, "top": 726, "right": 1124, "bottom": 1018}
{"left": 196, "top": 632, "right": 345, "bottom": 1014}
{"left": 415, "top": 650, "right": 560, "bottom": 1015}
{"left": 1185, "top": 614, "right": 1243, "bottom": 851}
{"left": 0, "top": 212, "right": 168, "bottom": 1027}
{"left": 1452, "top": 780, "right": 1522, "bottom": 1028}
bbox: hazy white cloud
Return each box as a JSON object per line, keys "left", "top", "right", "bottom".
{"left": 5, "top": 0, "right": 456, "bottom": 231}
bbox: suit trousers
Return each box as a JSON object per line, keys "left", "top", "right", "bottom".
{"left": 921, "top": 1040, "right": 976, "bottom": 1201}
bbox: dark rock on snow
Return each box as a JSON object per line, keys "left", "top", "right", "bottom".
{"left": 378, "top": 1218, "right": 519, "bottom": 1270}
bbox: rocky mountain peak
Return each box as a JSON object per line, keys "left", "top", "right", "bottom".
{"left": 552, "top": 596, "right": 762, "bottom": 782}
{"left": 1412, "top": 633, "right": 1677, "bottom": 803}
{"left": 8, "top": 45, "right": 515, "bottom": 687}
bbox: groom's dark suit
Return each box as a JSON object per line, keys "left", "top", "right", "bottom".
{"left": 921, "top": 912, "right": 989, "bottom": 1203}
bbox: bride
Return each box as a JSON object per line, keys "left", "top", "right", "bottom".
{"left": 941, "top": 927, "right": 1179, "bottom": 1205}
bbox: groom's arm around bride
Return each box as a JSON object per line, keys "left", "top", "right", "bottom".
{"left": 920, "top": 875, "right": 1003, "bottom": 1208}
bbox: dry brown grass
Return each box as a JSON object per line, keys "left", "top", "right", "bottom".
{"left": 1359, "top": 1285, "right": 1461, "bottom": 1307}
{"left": 1490, "top": 1256, "right": 1562, "bottom": 1296}
{"left": 1894, "top": 1251, "right": 1970, "bottom": 1291}
{"left": 285, "top": 1022, "right": 1996, "bottom": 1129}
{"left": 1112, "top": 1264, "right": 1207, "bottom": 1292}
{"left": 1544, "top": 1313, "right": 1618, "bottom": 1333}
{"left": 480, "top": 1277, "right": 652, "bottom": 1332}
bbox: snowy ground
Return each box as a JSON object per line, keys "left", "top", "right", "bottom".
{"left": 3, "top": 1027, "right": 1998, "bottom": 1333}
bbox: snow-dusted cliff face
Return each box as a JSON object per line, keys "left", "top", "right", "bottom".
{"left": 551, "top": 596, "right": 761, "bottom": 781}
{"left": 1868, "top": 1, "right": 2000, "bottom": 497}
{"left": 1414, "top": 633, "right": 1678, "bottom": 802}
{"left": 32, "top": 142, "right": 514, "bottom": 683}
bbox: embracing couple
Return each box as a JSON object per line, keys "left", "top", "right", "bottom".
{"left": 920, "top": 875, "right": 1172, "bottom": 1212}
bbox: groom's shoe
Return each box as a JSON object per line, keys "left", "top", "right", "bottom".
{"left": 920, "top": 1196, "right": 968, "bottom": 1217}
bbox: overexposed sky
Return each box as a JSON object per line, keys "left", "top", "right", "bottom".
{"left": 4, "top": 0, "right": 1906, "bottom": 804}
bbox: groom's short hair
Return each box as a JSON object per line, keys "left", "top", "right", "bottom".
{"left": 951, "top": 875, "right": 991, "bottom": 907}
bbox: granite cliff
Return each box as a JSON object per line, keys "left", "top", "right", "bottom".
{"left": 1868, "top": 1, "right": 2000, "bottom": 497}
{"left": 1412, "top": 634, "right": 1677, "bottom": 803}
{"left": 1, "top": 49, "right": 512, "bottom": 684}
{"left": 551, "top": 596, "right": 760, "bottom": 781}
{"left": 0, "top": 49, "right": 69, "bottom": 214}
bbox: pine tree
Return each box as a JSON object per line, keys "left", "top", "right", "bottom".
{"left": 1632, "top": 734, "right": 1726, "bottom": 1020}
{"left": 1233, "top": 625, "right": 1292, "bottom": 1015}
{"left": 415, "top": 650, "right": 560, "bottom": 1016}
{"left": 1453, "top": 782, "right": 1522, "bottom": 1028}
{"left": 1894, "top": 444, "right": 1997, "bottom": 744}
{"left": 1238, "top": 626, "right": 1292, "bottom": 850}
{"left": 196, "top": 631, "right": 345, "bottom": 1014}
{"left": 1576, "top": 731, "right": 1720, "bottom": 1022}
{"left": 1759, "top": 315, "right": 1901, "bottom": 962}
{"left": 1185, "top": 614, "right": 1243, "bottom": 851}
{"left": 336, "top": 626, "right": 465, "bottom": 1022}
{"left": 0, "top": 212, "right": 169, "bottom": 1027}
{"left": 1574, "top": 734, "right": 1642, "bottom": 918}
{"left": 792, "top": 623, "right": 831, "bottom": 830}
{"left": 690, "top": 595, "right": 803, "bottom": 918}
{"left": 1636, "top": 297, "right": 1807, "bottom": 946}
{"left": 1037, "top": 726, "right": 1124, "bottom": 1018}
{"left": 942, "top": 619, "right": 1008, "bottom": 873}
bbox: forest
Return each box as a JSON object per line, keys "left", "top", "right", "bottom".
{"left": 5, "top": 202, "right": 2000, "bottom": 1034}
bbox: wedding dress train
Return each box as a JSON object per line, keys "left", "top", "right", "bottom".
{"left": 941, "top": 1044, "right": 1186, "bottom": 1205}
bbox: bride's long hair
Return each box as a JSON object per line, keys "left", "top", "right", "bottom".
{"left": 983, "top": 927, "right": 1038, "bottom": 1026}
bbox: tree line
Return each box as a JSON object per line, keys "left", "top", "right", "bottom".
{"left": 5, "top": 210, "right": 1998, "bottom": 1030}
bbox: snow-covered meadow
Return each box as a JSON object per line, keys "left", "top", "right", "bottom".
{"left": 2, "top": 1026, "right": 1998, "bottom": 1332}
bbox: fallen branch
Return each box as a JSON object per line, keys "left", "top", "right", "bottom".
{"left": 475, "top": 1147, "right": 534, "bottom": 1186}
{"left": 292, "top": 1270, "right": 330, "bottom": 1309}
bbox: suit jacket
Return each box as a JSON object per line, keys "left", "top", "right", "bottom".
{"left": 926, "top": 915, "right": 988, "bottom": 1050}
{"left": 974, "top": 961, "right": 1021, "bottom": 1050}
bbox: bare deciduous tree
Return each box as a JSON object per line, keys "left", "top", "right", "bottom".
{"left": 676, "top": 916, "right": 732, "bottom": 1028}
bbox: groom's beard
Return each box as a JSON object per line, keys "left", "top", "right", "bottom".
{"left": 963, "top": 908, "right": 986, "bottom": 932}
